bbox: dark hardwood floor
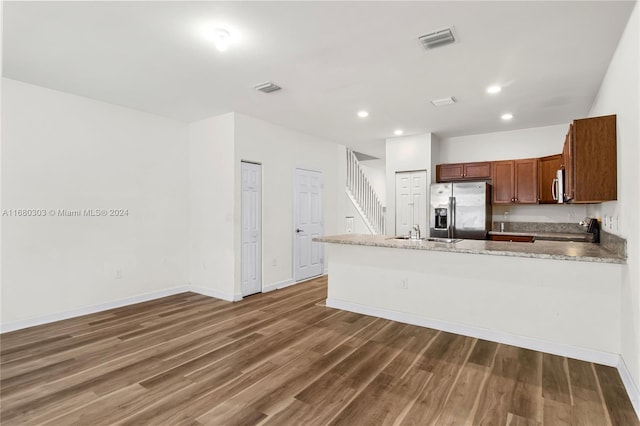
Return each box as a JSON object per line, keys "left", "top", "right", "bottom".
{"left": 1, "top": 276, "right": 637, "bottom": 425}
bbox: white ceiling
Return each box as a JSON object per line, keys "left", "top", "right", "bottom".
{"left": 3, "top": 1, "right": 636, "bottom": 159}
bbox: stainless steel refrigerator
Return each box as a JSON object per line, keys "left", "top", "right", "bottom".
{"left": 429, "top": 182, "right": 492, "bottom": 240}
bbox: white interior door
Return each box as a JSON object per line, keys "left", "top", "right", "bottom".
{"left": 241, "top": 162, "right": 262, "bottom": 297}
{"left": 395, "top": 173, "right": 411, "bottom": 236}
{"left": 294, "top": 168, "right": 323, "bottom": 281}
{"left": 395, "top": 171, "right": 427, "bottom": 236}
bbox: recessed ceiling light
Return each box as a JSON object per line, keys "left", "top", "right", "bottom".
{"left": 394, "top": 129, "right": 404, "bottom": 136}
{"left": 487, "top": 85, "right": 502, "bottom": 94}
{"left": 357, "top": 110, "right": 369, "bottom": 118}
{"left": 212, "top": 29, "right": 231, "bottom": 52}
{"left": 501, "top": 113, "right": 513, "bottom": 120}
{"left": 199, "top": 23, "right": 240, "bottom": 52}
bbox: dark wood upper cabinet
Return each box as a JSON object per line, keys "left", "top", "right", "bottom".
{"left": 464, "top": 162, "right": 492, "bottom": 179}
{"left": 538, "top": 154, "right": 563, "bottom": 204}
{"left": 514, "top": 159, "right": 538, "bottom": 203}
{"left": 436, "top": 162, "right": 491, "bottom": 182}
{"left": 492, "top": 159, "right": 538, "bottom": 204}
{"left": 563, "top": 115, "right": 617, "bottom": 203}
{"left": 436, "top": 163, "right": 464, "bottom": 181}
{"left": 435, "top": 115, "right": 616, "bottom": 204}
{"left": 562, "top": 124, "right": 575, "bottom": 201}
{"left": 491, "top": 161, "right": 514, "bottom": 204}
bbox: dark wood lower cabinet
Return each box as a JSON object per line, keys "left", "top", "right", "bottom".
{"left": 490, "top": 234, "right": 535, "bottom": 243}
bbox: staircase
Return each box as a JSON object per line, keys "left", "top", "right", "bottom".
{"left": 346, "top": 149, "right": 385, "bottom": 234}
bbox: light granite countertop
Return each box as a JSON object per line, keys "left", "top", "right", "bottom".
{"left": 315, "top": 234, "right": 625, "bottom": 264}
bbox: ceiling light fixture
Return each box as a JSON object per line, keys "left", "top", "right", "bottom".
{"left": 200, "top": 23, "right": 238, "bottom": 52}
{"left": 394, "top": 129, "right": 404, "bottom": 136}
{"left": 211, "top": 28, "right": 231, "bottom": 52}
{"left": 357, "top": 110, "right": 369, "bottom": 118}
{"left": 487, "top": 85, "right": 502, "bottom": 94}
{"left": 501, "top": 113, "right": 513, "bottom": 120}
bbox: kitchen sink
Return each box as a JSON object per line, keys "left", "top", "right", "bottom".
{"left": 388, "top": 236, "right": 463, "bottom": 243}
{"left": 424, "top": 237, "right": 463, "bottom": 243}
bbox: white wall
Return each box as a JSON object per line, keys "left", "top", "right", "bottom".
{"left": 327, "top": 244, "right": 622, "bottom": 363}
{"left": 587, "top": 2, "right": 640, "bottom": 398}
{"left": 439, "top": 124, "right": 568, "bottom": 163}
{"left": 1, "top": 78, "right": 189, "bottom": 326}
{"left": 385, "top": 133, "right": 434, "bottom": 235}
{"left": 188, "top": 113, "right": 237, "bottom": 300}
{"left": 233, "top": 113, "right": 345, "bottom": 294}
{"left": 344, "top": 194, "right": 373, "bottom": 234}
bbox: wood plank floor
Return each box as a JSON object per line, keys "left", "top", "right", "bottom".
{"left": 1, "top": 276, "right": 637, "bottom": 425}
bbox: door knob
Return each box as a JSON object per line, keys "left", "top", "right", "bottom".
{"left": 296, "top": 228, "right": 303, "bottom": 233}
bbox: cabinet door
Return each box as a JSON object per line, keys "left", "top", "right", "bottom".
{"left": 514, "top": 159, "right": 538, "bottom": 204}
{"left": 538, "top": 154, "right": 562, "bottom": 204}
{"left": 436, "top": 163, "right": 464, "bottom": 181}
{"left": 562, "top": 124, "right": 574, "bottom": 201}
{"left": 492, "top": 161, "right": 515, "bottom": 204}
{"left": 572, "top": 115, "right": 616, "bottom": 202}
{"left": 464, "top": 162, "right": 492, "bottom": 179}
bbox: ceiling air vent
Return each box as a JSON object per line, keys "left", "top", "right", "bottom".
{"left": 254, "top": 81, "right": 282, "bottom": 93}
{"left": 419, "top": 28, "right": 456, "bottom": 50}
{"left": 431, "top": 97, "right": 456, "bottom": 107}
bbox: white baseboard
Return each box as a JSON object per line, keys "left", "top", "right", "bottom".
{"left": 1, "top": 276, "right": 331, "bottom": 333}
{"left": 325, "top": 298, "right": 620, "bottom": 367}
{"left": 618, "top": 356, "right": 640, "bottom": 421}
{"left": 262, "top": 278, "right": 294, "bottom": 293}
{"left": 0, "top": 286, "right": 191, "bottom": 334}
{"left": 189, "top": 285, "right": 238, "bottom": 302}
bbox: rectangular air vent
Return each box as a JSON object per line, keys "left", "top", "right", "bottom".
{"left": 431, "top": 97, "right": 456, "bottom": 107}
{"left": 419, "top": 28, "right": 456, "bottom": 50}
{"left": 254, "top": 82, "right": 282, "bottom": 93}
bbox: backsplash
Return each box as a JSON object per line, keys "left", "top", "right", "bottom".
{"left": 490, "top": 220, "right": 627, "bottom": 259}
{"left": 492, "top": 204, "right": 588, "bottom": 224}
{"left": 600, "top": 230, "right": 627, "bottom": 259}
{"left": 491, "top": 221, "right": 587, "bottom": 234}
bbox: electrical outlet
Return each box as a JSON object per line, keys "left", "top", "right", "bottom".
{"left": 346, "top": 217, "right": 354, "bottom": 233}
{"left": 400, "top": 278, "right": 409, "bottom": 290}
{"left": 568, "top": 212, "right": 576, "bottom": 221}
{"left": 272, "top": 258, "right": 277, "bottom": 267}
{"left": 115, "top": 269, "right": 123, "bottom": 279}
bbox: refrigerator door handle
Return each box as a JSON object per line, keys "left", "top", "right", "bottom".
{"left": 449, "top": 196, "right": 456, "bottom": 238}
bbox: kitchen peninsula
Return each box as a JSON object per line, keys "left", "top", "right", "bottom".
{"left": 316, "top": 234, "right": 625, "bottom": 365}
